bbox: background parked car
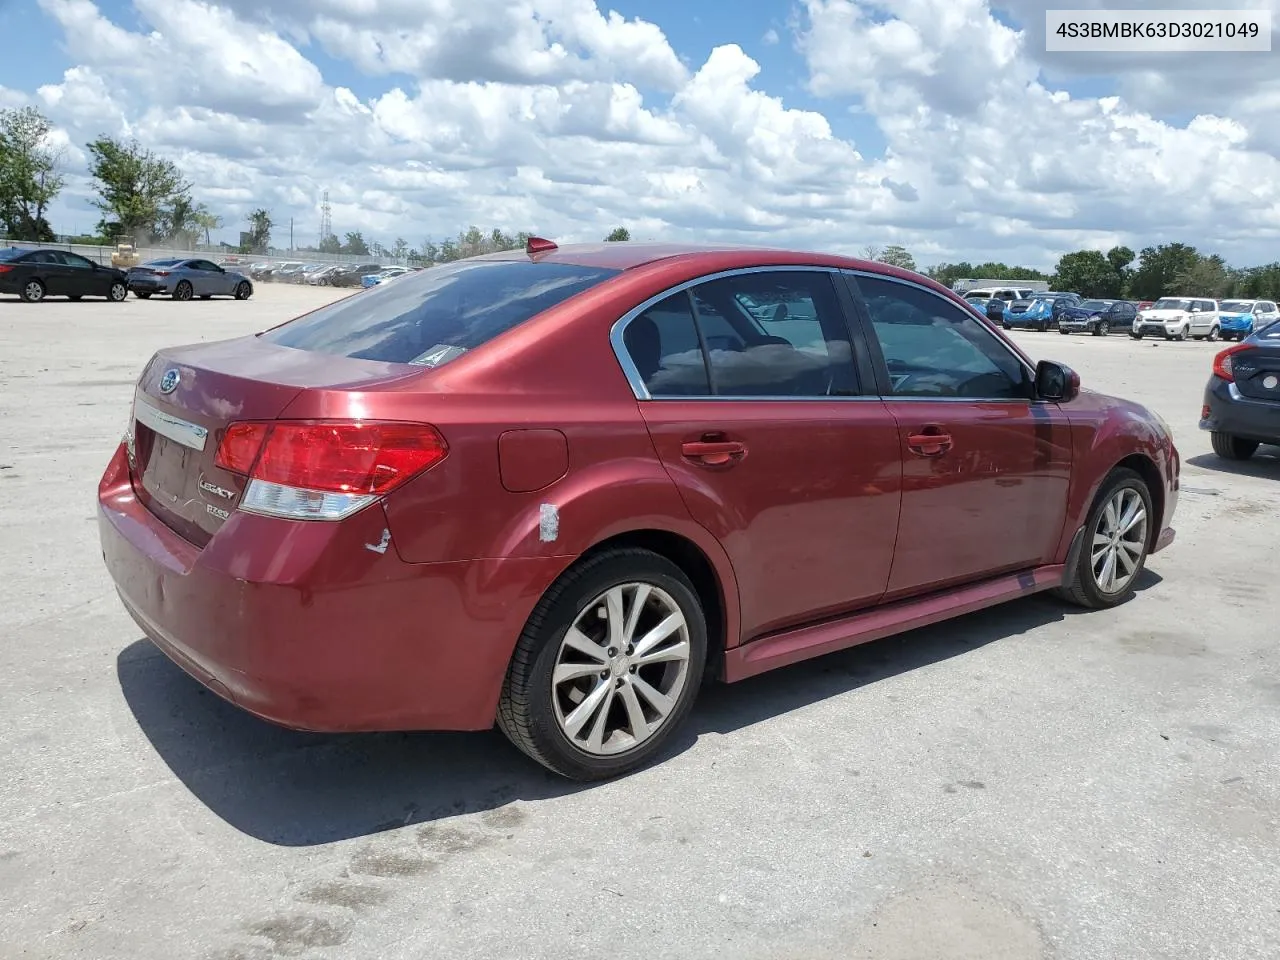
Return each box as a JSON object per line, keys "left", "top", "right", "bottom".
{"left": 361, "top": 266, "right": 413, "bottom": 288}
{"left": 306, "top": 265, "right": 344, "bottom": 285}
{"left": 0, "top": 246, "right": 129, "bottom": 303}
{"left": 329, "top": 262, "right": 385, "bottom": 287}
{"left": 1217, "top": 299, "right": 1280, "bottom": 341}
{"left": 126, "top": 258, "right": 254, "bottom": 301}
{"left": 1132, "top": 298, "right": 1220, "bottom": 341}
{"left": 1200, "top": 317, "right": 1280, "bottom": 459}
{"left": 1058, "top": 299, "right": 1137, "bottom": 336}
{"left": 1003, "top": 292, "right": 1081, "bottom": 331}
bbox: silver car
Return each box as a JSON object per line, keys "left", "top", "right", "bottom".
{"left": 126, "top": 258, "right": 254, "bottom": 301}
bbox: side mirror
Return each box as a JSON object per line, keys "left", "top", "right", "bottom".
{"left": 1035, "top": 360, "right": 1080, "bottom": 402}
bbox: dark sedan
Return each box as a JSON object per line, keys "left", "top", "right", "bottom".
{"left": 1057, "top": 299, "right": 1137, "bottom": 336}
{"left": 329, "top": 262, "right": 385, "bottom": 287}
{"left": 0, "top": 247, "right": 129, "bottom": 303}
{"left": 1200, "top": 319, "right": 1280, "bottom": 460}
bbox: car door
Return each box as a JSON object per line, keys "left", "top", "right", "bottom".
{"left": 622, "top": 267, "right": 903, "bottom": 641}
{"left": 25, "top": 251, "right": 70, "bottom": 295}
{"left": 844, "top": 271, "right": 1074, "bottom": 599}
{"left": 192, "top": 259, "right": 230, "bottom": 294}
{"left": 60, "top": 251, "right": 107, "bottom": 296}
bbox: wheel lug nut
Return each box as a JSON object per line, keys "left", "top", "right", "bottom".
{"left": 629, "top": 666, "right": 637, "bottom": 673}
{"left": 615, "top": 678, "right": 624, "bottom": 688}
{"left": 607, "top": 648, "right": 617, "bottom": 657}
{"left": 600, "top": 670, "right": 609, "bottom": 679}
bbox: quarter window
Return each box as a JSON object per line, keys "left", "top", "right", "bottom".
{"left": 855, "top": 274, "right": 1031, "bottom": 400}
{"left": 623, "top": 293, "right": 712, "bottom": 397}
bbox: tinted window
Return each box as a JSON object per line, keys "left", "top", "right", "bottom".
{"left": 0, "top": 248, "right": 23, "bottom": 262}
{"left": 690, "top": 271, "right": 857, "bottom": 396}
{"left": 61, "top": 252, "right": 95, "bottom": 268}
{"left": 145, "top": 259, "right": 181, "bottom": 267}
{"left": 261, "top": 260, "right": 620, "bottom": 365}
{"left": 856, "top": 275, "right": 1030, "bottom": 399}
{"left": 624, "top": 293, "right": 712, "bottom": 396}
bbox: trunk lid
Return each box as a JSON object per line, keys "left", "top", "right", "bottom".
{"left": 1231, "top": 339, "right": 1280, "bottom": 404}
{"left": 129, "top": 336, "right": 423, "bottom": 546}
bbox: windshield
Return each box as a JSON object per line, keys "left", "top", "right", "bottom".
{"left": 1219, "top": 301, "right": 1254, "bottom": 313}
{"left": 1078, "top": 300, "right": 1112, "bottom": 311}
{"left": 1152, "top": 298, "right": 1192, "bottom": 311}
{"left": 261, "top": 259, "right": 621, "bottom": 365}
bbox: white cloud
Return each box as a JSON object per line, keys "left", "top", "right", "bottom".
{"left": 13, "top": 0, "right": 1280, "bottom": 267}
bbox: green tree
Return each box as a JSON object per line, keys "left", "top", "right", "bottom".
{"left": 1052, "top": 249, "right": 1124, "bottom": 297}
{"left": 605, "top": 226, "right": 631, "bottom": 242}
{"left": 317, "top": 232, "right": 341, "bottom": 254}
{"left": 420, "top": 239, "right": 440, "bottom": 263}
{"left": 244, "top": 208, "right": 272, "bottom": 254}
{"left": 86, "top": 136, "right": 190, "bottom": 242}
{"left": 342, "top": 230, "right": 369, "bottom": 256}
{"left": 392, "top": 237, "right": 409, "bottom": 259}
{"left": 192, "top": 209, "right": 222, "bottom": 246}
{"left": 489, "top": 227, "right": 515, "bottom": 250}
{"left": 0, "top": 107, "right": 64, "bottom": 241}
{"left": 156, "top": 195, "right": 204, "bottom": 249}
{"left": 877, "top": 244, "right": 916, "bottom": 271}
{"left": 459, "top": 225, "right": 485, "bottom": 257}
{"left": 1129, "top": 243, "right": 1200, "bottom": 301}
{"left": 1106, "top": 245, "right": 1135, "bottom": 279}
{"left": 1172, "top": 253, "right": 1230, "bottom": 297}
{"left": 438, "top": 238, "right": 460, "bottom": 262}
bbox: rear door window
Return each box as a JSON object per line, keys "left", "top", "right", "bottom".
{"left": 260, "top": 260, "right": 620, "bottom": 365}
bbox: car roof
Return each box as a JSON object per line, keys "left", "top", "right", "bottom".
{"left": 472, "top": 241, "right": 957, "bottom": 296}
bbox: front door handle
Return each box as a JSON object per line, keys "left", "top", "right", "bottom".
{"left": 682, "top": 439, "right": 746, "bottom": 466}
{"left": 907, "top": 430, "right": 953, "bottom": 457}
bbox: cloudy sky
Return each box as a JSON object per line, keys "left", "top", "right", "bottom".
{"left": 2, "top": 0, "right": 1278, "bottom": 269}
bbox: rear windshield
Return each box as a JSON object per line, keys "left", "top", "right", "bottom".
{"left": 260, "top": 260, "right": 621, "bottom": 365}
{"left": 0, "top": 247, "right": 25, "bottom": 261}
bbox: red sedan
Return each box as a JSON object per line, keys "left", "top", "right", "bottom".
{"left": 98, "top": 240, "right": 1179, "bottom": 780}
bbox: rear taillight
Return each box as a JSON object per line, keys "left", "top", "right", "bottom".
{"left": 153, "top": 270, "right": 170, "bottom": 277}
{"left": 214, "top": 421, "right": 447, "bottom": 521}
{"left": 0, "top": 265, "right": 12, "bottom": 274}
{"left": 1212, "top": 343, "right": 1249, "bottom": 382}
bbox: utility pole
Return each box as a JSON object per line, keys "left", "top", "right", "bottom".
{"left": 289, "top": 218, "right": 294, "bottom": 252}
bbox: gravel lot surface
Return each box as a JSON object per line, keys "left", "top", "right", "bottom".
{"left": 1, "top": 284, "right": 1276, "bottom": 960}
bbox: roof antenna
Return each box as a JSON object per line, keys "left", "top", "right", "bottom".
{"left": 526, "top": 236, "right": 558, "bottom": 256}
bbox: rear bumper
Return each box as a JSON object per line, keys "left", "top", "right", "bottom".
{"left": 128, "top": 279, "right": 175, "bottom": 294}
{"left": 97, "top": 443, "right": 565, "bottom": 732}
{"left": 1200, "top": 378, "right": 1280, "bottom": 445}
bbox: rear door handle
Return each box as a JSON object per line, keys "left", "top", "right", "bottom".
{"left": 681, "top": 440, "right": 746, "bottom": 466}
{"left": 907, "top": 432, "right": 953, "bottom": 457}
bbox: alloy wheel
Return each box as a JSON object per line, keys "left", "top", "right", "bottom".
{"left": 23, "top": 281, "right": 44, "bottom": 302}
{"left": 551, "top": 582, "right": 691, "bottom": 756}
{"left": 1090, "top": 487, "right": 1148, "bottom": 595}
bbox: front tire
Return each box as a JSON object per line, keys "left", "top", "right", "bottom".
{"left": 234, "top": 281, "right": 252, "bottom": 300}
{"left": 1211, "top": 432, "right": 1259, "bottom": 461}
{"left": 108, "top": 282, "right": 127, "bottom": 302}
{"left": 173, "top": 281, "right": 193, "bottom": 301}
{"left": 1131, "top": 330, "right": 1143, "bottom": 340}
{"left": 1056, "top": 468, "right": 1153, "bottom": 609}
{"left": 497, "top": 548, "right": 707, "bottom": 781}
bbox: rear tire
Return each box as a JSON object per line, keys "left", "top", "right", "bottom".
{"left": 497, "top": 548, "right": 707, "bottom": 781}
{"left": 19, "top": 279, "right": 45, "bottom": 303}
{"left": 1211, "top": 432, "right": 1259, "bottom": 461}
{"left": 1055, "top": 468, "right": 1153, "bottom": 610}
{"left": 1095, "top": 320, "right": 1110, "bottom": 337}
{"left": 1207, "top": 326, "right": 1220, "bottom": 342}
{"left": 174, "top": 281, "right": 193, "bottom": 301}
